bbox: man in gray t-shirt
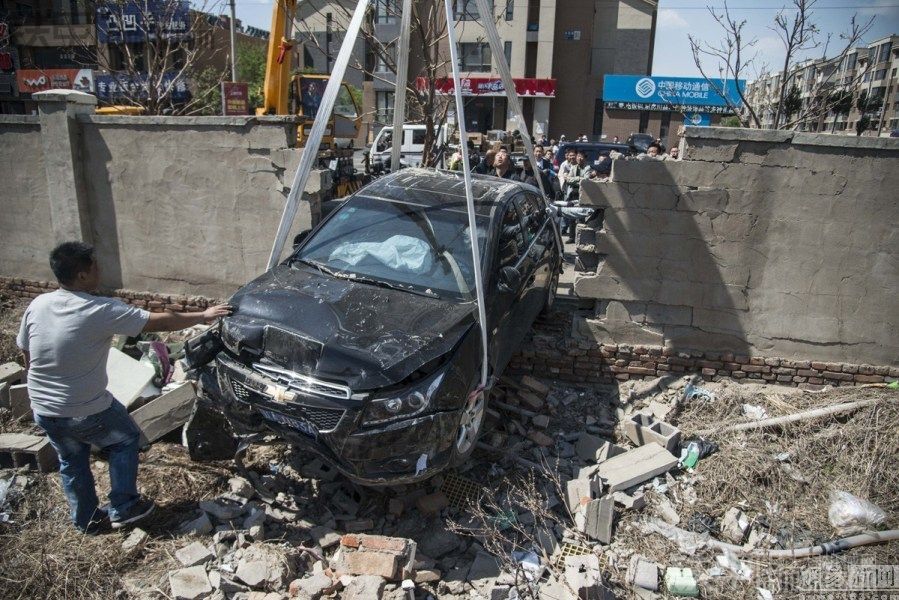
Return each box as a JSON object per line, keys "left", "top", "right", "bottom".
{"left": 17, "top": 242, "right": 230, "bottom": 533}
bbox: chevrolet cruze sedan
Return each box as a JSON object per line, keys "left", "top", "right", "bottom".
{"left": 187, "top": 169, "right": 562, "bottom": 485}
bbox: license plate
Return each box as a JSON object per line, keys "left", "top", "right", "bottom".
{"left": 259, "top": 408, "right": 317, "bottom": 439}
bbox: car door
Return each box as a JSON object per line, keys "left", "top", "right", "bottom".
{"left": 490, "top": 201, "right": 528, "bottom": 375}
{"left": 513, "top": 192, "right": 552, "bottom": 324}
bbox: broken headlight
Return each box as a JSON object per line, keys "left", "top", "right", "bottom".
{"left": 362, "top": 369, "right": 446, "bottom": 425}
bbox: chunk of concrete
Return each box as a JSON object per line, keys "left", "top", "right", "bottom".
{"left": 122, "top": 527, "right": 149, "bottom": 553}
{"left": 597, "top": 442, "right": 678, "bottom": 492}
{"left": 176, "top": 541, "right": 214, "bottom": 567}
{"left": 518, "top": 390, "right": 545, "bottom": 411}
{"left": 343, "top": 575, "right": 386, "bottom": 599}
{"left": 565, "top": 477, "right": 600, "bottom": 512}
{"left": 467, "top": 551, "right": 502, "bottom": 583}
{"left": 0, "top": 382, "right": 8, "bottom": 410}
{"left": 584, "top": 497, "right": 614, "bottom": 543}
{"left": 612, "top": 491, "right": 646, "bottom": 510}
{"left": 720, "top": 507, "right": 750, "bottom": 544}
{"left": 130, "top": 382, "right": 196, "bottom": 445}
{"left": 564, "top": 554, "right": 602, "bottom": 599}
{"left": 0, "top": 432, "right": 57, "bottom": 472}
{"left": 178, "top": 511, "right": 213, "bottom": 536}
{"left": 624, "top": 413, "right": 682, "bottom": 453}
{"left": 0, "top": 363, "right": 25, "bottom": 386}
{"left": 627, "top": 555, "right": 659, "bottom": 591}
{"left": 107, "top": 347, "right": 156, "bottom": 409}
{"left": 8, "top": 384, "right": 31, "bottom": 420}
{"left": 169, "top": 565, "right": 212, "bottom": 600}
{"left": 576, "top": 435, "right": 625, "bottom": 463}
{"left": 520, "top": 375, "right": 550, "bottom": 396}
{"left": 290, "top": 573, "right": 335, "bottom": 599}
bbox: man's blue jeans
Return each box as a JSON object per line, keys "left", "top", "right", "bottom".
{"left": 34, "top": 400, "right": 141, "bottom": 531}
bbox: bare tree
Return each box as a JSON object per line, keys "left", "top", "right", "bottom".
{"left": 690, "top": 0, "right": 874, "bottom": 131}
{"left": 69, "top": 0, "right": 229, "bottom": 115}
{"left": 295, "top": 0, "right": 511, "bottom": 166}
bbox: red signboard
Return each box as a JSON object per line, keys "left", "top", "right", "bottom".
{"left": 417, "top": 77, "right": 556, "bottom": 98}
{"left": 221, "top": 81, "right": 249, "bottom": 116}
{"left": 16, "top": 69, "right": 94, "bottom": 94}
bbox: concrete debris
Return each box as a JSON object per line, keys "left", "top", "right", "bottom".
{"left": 520, "top": 375, "right": 550, "bottom": 396}
{"left": 342, "top": 575, "right": 386, "bottom": 599}
{"left": 624, "top": 413, "right": 682, "bottom": 453}
{"left": 584, "top": 497, "right": 615, "bottom": 543}
{"left": 179, "top": 511, "right": 214, "bottom": 536}
{"left": 655, "top": 496, "right": 681, "bottom": 525}
{"left": 337, "top": 534, "right": 412, "bottom": 581}
{"left": 563, "top": 554, "right": 602, "bottom": 599}
{"left": 527, "top": 429, "right": 554, "bottom": 447}
{"left": 107, "top": 347, "right": 157, "bottom": 409}
{"left": 518, "top": 390, "right": 545, "bottom": 411}
{"left": 0, "top": 433, "right": 57, "bottom": 472}
{"left": 627, "top": 555, "right": 660, "bottom": 591}
{"left": 228, "top": 476, "right": 255, "bottom": 499}
{"left": 596, "top": 442, "right": 678, "bottom": 492}
{"left": 122, "top": 527, "right": 149, "bottom": 553}
{"left": 235, "top": 543, "right": 296, "bottom": 590}
{"left": 565, "top": 477, "right": 600, "bottom": 512}
{"left": 176, "top": 541, "right": 215, "bottom": 567}
{"left": 612, "top": 491, "right": 646, "bottom": 510}
{"left": 200, "top": 498, "right": 247, "bottom": 521}
{"left": 467, "top": 551, "right": 502, "bottom": 584}
{"left": 532, "top": 414, "right": 551, "bottom": 429}
{"left": 130, "top": 381, "right": 196, "bottom": 445}
{"left": 169, "top": 565, "right": 213, "bottom": 600}
{"left": 289, "top": 573, "right": 335, "bottom": 599}
{"left": 311, "top": 526, "right": 341, "bottom": 549}
{"left": 8, "top": 384, "right": 31, "bottom": 420}
{"left": 415, "top": 491, "right": 448, "bottom": 515}
{"left": 720, "top": 507, "right": 751, "bottom": 544}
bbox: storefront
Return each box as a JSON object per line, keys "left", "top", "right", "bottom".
{"left": 600, "top": 75, "right": 745, "bottom": 150}
{"left": 417, "top": 76, "right": 556, "bottom": 135}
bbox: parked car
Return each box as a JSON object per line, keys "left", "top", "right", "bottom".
{"left": 626, "top": 133, "right": 659, "bottom": 154}
{"left": 552, "top": 142, "right": 631, "bottom": 170}
{"left": 186, "top": 169, "right": 562, "bottom": 485}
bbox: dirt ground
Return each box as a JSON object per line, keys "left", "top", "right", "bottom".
{"left": 0, "top": 296, "right": 896, "bottom": 600}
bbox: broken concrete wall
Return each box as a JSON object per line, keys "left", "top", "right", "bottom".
{"left": 575, "top": 127, "right": 899, "bottom": 366}
{"left": 0, "top": 102, "right": 328, "bottom": 299}
{"left": 0, "top": 116, "right": 55, "bottom": 281}
{"left": 77, "top": 115, "right": 326, "bottom": 298}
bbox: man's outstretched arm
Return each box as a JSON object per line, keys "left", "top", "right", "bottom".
{"left": 143, "top": 304, "right": 232, "bottom": 333}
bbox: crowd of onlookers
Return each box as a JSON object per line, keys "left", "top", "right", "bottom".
{"left": 445, "top": 131, "right": 679, "bottom": 242}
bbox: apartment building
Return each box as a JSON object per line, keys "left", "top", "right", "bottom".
{"left": 295, "top": 0, "right": 657, "bottom": 141}
{"left": 743, "top": 34, "right": 897, "bottom": 135}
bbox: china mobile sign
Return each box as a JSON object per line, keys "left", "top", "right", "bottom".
{"left": 603, "top": 75, "right": 745, "bottom": 112}
{"left": 418, "top": 77, "right": 556, "bottom": 97}
{"left": 16, "top": 69, "right": 94, "bottom": 94}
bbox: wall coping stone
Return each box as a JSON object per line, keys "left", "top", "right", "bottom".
{"left": 32, "top": 89, "right": 97, "bottom": 105}
{"left": 0, "top": 115, "right": 40, "bottom": 125}
{"left": 76, "top": 114, "right": 301, "bottom": 127}
{"left": 684, "top": 125, "right": 899, "bottom": 150}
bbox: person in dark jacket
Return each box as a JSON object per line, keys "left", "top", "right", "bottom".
{"left": 473, "top": 150, "right": 496, "bottom": 174}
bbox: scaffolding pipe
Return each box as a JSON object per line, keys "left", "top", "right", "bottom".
{"left": 390, "top": 0, "right": 413, "bottom": 171}
{"left": 267, "top": 0, "right": 371, "bottom": 270}
{"left": 443, "top": 0, "right": 490, "bottom": 388}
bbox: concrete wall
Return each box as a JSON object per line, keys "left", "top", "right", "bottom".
{"left": 0, "top": 95, "right": 328, "bottom": 300}
{"left": 574, "top": 127, "right": 899, "bottom": 367}
{"left": 0, "top": 116, "right": 55, "bottom": 281}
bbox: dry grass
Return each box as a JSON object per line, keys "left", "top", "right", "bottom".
{"left": 0, "top": 294, "right": 26, "bottom": 366}
{"left": 611, "top": 383, "right": 899, "bottom": 599}
{"left": 0, "top": 444, "right": 232, "bottom": 600}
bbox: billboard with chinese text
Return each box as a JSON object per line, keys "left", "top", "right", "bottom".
{"left": 96, "top": 0, "right": 190, "bottom": 44}
{"left": 603, "top": 75, "right": 744, "bottom": 113}
{"left": 94, "top": 72, "right": 190, "bottom": 103}
{"left": 418, "top": 77, "right": 556, "bottom": 97}
{"left": 16, "top": 69, "right": 94, "bottom": 94}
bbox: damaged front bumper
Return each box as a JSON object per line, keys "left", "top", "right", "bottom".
{"left": 195, "top": 352, "right": 463, "bottom": 485}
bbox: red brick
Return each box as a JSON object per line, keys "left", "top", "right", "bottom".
{"left": 853, "top": 374, "right": 884, "bottom": 383}
{"left": 701, "top": 368, "right": 716, "bottom": 376}
{"left": 797, "top": 369, "right": 817, "bottom": 377}
{"left": 358, "top": 535, "right": 409, "bottom": 553}
{"left": 773, "top": 367, "right": 796, "bottom": 375}
{"left": 724, "top": 362, "right": 741, "bottom": 371}
{"left": 822, "top": 371, "right": 853, "bottom": 381}
{"left": 792, "top": 376, "right": 807, "bottom": 383}
{"left": 841, "top": 364, "right": 859, "bottom": 374}
{"left": 732, "top": 371, "right": 747, "bottom": 379}
{"left": 742, "top": 364, "right": 770, "bottom": 373}
{"left": 858, "top": 365, "right": 875, "bottom": 375}
{"left": 749, "top": 357, "right": 766, "bottom": 366}
{"left": 626, "top": 366, "right": 656, "bottom": 376}
{"left": 341, "top": 534, "right": 360, "bottom": 548}
{"left": 808, "top": 377, "right": 824, "bottom": 384}
{"left": 810, "top": 362, "right": 827, "bottom": 370}
{"left": 764, "top": 357, "right": 781, "bottom": 367}
{"left": 341, "top": 550, "right": 401, "bottom": 580}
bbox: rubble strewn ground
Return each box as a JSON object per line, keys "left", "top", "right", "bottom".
{"left": 0, "top": 297, "right": 896, "bottom": 599}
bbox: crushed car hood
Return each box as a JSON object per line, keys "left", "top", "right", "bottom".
{"left": 222, "top": 264, "right": 476, "bottom": 390}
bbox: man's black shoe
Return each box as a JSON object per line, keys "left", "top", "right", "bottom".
{"left": 111, "top": 497, "right": 156, "bottom": 529}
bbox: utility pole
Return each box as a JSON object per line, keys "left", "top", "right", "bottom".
{"left": 229, "top": 0, "right": 238, "bottom": 82}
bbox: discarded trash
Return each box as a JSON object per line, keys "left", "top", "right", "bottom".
{"left": 685, "top": 512, "right": 719, "bottom": 535}
{"left": 678, "top": 438, "right": 719, "bottom": 469}
{"left": 715, "top": 551, "right": 753, "bottom": 580}
{"left": 640, "top": 519, "right": 709, "bottom": 555}
{"left": 757, "top": 587, "right": 775, "bottom": 600}
{"left": 683, "top": 383, "right": 715, "bottom": 402}
{"left": 828, "top": 490, "right": 886, "bottom": 534}
{"left": 742, "top": 403, "right": 769, "bottom": 420}
{"left": 511, "top": 550, "right": 544, "bottom": 580}
{"left": 138, "top": 340, "right": 173, "bottom": 387}
{"left": 664, "top": 567, "right": 699, "bottom": 597}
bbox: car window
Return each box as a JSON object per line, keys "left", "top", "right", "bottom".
{"left": 411, "top": 129, "right": 427, "bottom": 145}
{"left": 296, "top": 195, "right": 488, "bottom": 300}
{"left": 498, "top": 204, "right": 525, "bottom": 269}
{"left": 514, "top": 194, "right": 545, "bottom": 244}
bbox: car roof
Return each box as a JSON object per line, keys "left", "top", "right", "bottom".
{"left": 357, "top": 168, "right": 524, "bottom": 217}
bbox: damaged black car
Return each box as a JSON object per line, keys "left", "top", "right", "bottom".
{"left": 186, "top": 168, "right": 562, "bottom": 485}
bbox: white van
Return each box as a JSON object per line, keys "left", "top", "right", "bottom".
{"left": 369, "top": 123, "right": 449, "bottom": 168}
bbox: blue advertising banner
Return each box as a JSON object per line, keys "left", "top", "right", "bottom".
{"left": 95, "top": 72, "right": 191, "bottom": 103}
{"left": 96, "top": 1, "right": 190, "bottom": 44}
{"left": 603, "top": 75, "right": 745, "bottom": 114}
{"left": 684, "top": 112, "right": 711, "bottom": 126}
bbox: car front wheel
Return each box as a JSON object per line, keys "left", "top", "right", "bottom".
{"left": 450, "top": 387, "right": 486, "bottom": 467}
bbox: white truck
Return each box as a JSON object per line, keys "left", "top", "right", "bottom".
{"left": 367, "top": 123, "right": 450, "bottom": 170}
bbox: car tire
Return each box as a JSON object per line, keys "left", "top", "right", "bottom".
{"left": 542, "top": 269, "right": 560, "bottom": 315}
{"left": 449, "top": 386, "right": 487, "bottom": 468}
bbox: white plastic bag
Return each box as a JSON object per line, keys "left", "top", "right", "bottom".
{"left": 828, "top": 490, "right": 886, "bottom": 533}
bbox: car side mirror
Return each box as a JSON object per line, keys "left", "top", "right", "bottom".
{"left": 497, "top": 266, "right": 522, "bottom": 294}
{"left": 293, "top": 230, "right": 311, "bottom": 249}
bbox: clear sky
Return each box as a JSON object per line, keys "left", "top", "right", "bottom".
{"left": 231, "top": 0, "right": 898, "bottom": 80}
